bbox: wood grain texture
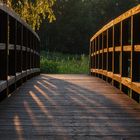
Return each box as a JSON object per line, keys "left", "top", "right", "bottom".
{"left": 0, "top": 74, "right": 140, "bottom": 140}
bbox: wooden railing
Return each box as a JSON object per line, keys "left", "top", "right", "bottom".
{"left": 0, "top": 3, "right": 40, "bottom": 100}
{"left": 90, "top": 5, "right": 140, "bottom": 103}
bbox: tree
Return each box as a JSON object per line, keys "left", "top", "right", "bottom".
{"left": 38, "top": 0, "right": 140, "bottom": 54}
{"left": 7, "top": 0, "right": 56, "bottom": 30}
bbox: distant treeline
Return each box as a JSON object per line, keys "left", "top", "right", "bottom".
{"left": 38, "top": 0, "right": 140, "bottom": 54}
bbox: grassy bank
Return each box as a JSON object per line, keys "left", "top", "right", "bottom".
{"left": 40, "top": 51, "right": 89, "bottom": 74}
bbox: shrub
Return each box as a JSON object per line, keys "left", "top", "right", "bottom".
{"left": 40, "top": 51, "right": 89, "bottom": 74}
{"left": 40, "top": 59, "right": 59, "bottom": 73}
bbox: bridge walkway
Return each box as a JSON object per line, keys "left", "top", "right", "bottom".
{"left": 0, "top": 74, "right": 140, "bottom": 140}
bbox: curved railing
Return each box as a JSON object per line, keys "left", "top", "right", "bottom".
{"left": 90, "top": 5, "right": 140, "bottom": 103}
{"left": 0, "top": 3, "right": 40, "bottom": 100}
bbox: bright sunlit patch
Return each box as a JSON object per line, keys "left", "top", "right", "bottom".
{"left": 29, "top": 91, "right": 53, "bottom": 119}
{"left": 39, "top": 81, "right": 60, "bottom": 95}
{"left": 23, "top": 101, "right": 42, "bottom": 134}
{"left": 24, "top": 101, "right": 39, "bottom": 126}
{"left": 34, "top": 84, "right": 57, "bottom": 106}
{"left": 13, "top": 115, "right": 24, "bottom": 140}
{"left": 42, "top": 80, "right": 57, "bottom": 89}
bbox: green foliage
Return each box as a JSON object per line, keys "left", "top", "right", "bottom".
{"left": 40, "top": 51, "right": 89, "bottom": 74}
{"left": 39, "top": 0, "right": 140, "bottom": 54}
{"left": 7, "top": 0, "right": 56, "bottom": 30}
{"left": 41, "top": 59, "right": 59, "bottom": 73}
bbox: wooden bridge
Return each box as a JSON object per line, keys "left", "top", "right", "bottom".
{"left": 0, "top": 3, "right": 140, "bottom": 140}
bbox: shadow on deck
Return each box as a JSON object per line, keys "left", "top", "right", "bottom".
{"left": 0, "top": 74, "right": 140, "bottom": 140}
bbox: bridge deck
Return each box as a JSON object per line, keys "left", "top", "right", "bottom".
{"left": 0, "top": 74, "right": 140, "bottom": 140}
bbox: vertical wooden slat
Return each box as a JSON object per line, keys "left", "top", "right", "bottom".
{"left": 101, "top": 33, "right": 103, "bottom": 78}
{"left": 97, "top": 36, "right": 100, "bottom": 69}
{"left": 5, "top": 13, "right": 9, "bottom": 96}
{"left": 13, "top": 20, "right": 17, "bottom": 90}
{"left": 102, "top": 33, "right": 104, "bottom": 71}
{"left": 106, "top": 30, "right": 109, "bottom": 71}
{"left": 112, "top": 25, "right": 115, "bottom": 85}
{"left": 35, "top": 39, "right": 37, "bottom": 69}
{"left": 131, "top": 15, "right": 136, "bottom": 82}
{"left": 130, "top": 15, "right": 135, "bottom": 99}
{"left": 9, "top": 17, "right": 16, "bottom": 76}
{"left": 95, "top": 39, "right": 97, "bottom": 71}
{"left": 27, "top": 31, "right": 30, "bottom": 70}
{"left": 21, "top": 25, "right": 23, "bottom": 73}
{"left": 25, "top": 28, "right": 28, "bottom": 80}
{"left": 15, "top": 21, "right": 17, "bottom": 77}
{"left": 29, "top": 33, "right": 31, "bottom": 70}
{"left": 106, "top": 30, "right": 109, "bottom": 82}
{"left": 120, "top": 21, "right": 123, "bottom": 90}
{"left": 32, "top": 34, "right": 34, "bottom": 69}
{"left": 89, "top": 41, "right": 92, "bottom": 74}
{"left": 38, "top": 40, "right": 40, "bottom": 70}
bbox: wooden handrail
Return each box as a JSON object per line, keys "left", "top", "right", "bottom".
{"left": 90, "top": 4, "right": 140, "bottom": 41}
{"left": 90, "top": 5, "right": 140, "bottom": 103}
{"left": 0, "top": 4, "right": 40, "bottom": 99}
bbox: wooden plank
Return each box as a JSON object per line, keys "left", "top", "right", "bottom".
{"left": 8, "top": 75, "right": 15, "bottom": 86}
{"left": 15, "top": 72, "right": 22, "bottom": 81}
{"left": 96, "top": 51, "right": 99, "bottom": 54}
{"left": 22, "top": 46, "right": 26, "bottom": 51}
{"left": 22, "top": 70, "right": 27, "bottom": 77}
{"left": 27, "top": 47, "right": 30, "bottom": 52}
{"left": 90, "top": 69, "right": 140, "bottom": 96}
{"left": 0, "top": 80, "right": 7, "bottom": 92}
{"left": 107, "top": 71, "right": 113, "bottom": 78}
{"left": 16, "top": 45, "right": 21, "bottom": 50}
{"left": 0, "top": 43, "right": 6, "bottom": 50}
{"left": 131, "top": 82, "right": 140, "bottom": 95}
{"left": 9, "top": 44, "right": 14, "bottom": 50}
{"left": 123, "top": 45, "right": 132, "bottom": 51}
{"left": 103, "top": 48, "right": 107, "bottom": 53}
{"left": 27, "top": 69, "right": 31, "bottom": 75}
{"left": 99, "top": 49, "right": 103, "bottom": 54}
{"left": 108, "top": 47, "right": 113, "bottom": 52}
{"left": 115, "top": 46, "right": 121, "bottom": 51}
{"left": 113, "top": 74, "right": 121, "bottom": 82}
{"left": 134, "top": 45, "right": 140, "bottom": 51}
{"left": 0, "top": 74, "right": 140, "bottom": 139}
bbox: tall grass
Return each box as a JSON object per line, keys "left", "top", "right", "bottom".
{"left": 40, "top": 51, "right": 89, "bottom": 74}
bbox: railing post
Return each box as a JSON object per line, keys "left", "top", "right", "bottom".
{"left": 112, "top": 25, "right": 115, "bottom": 86}
{"left": 89, "top": 42, "right": 91, "bottom": 75}
{"left": 3, "top": 13, "right": 9, "bottom": 81}
{"left": 6, "top": 13, "right": 9, "bottom": 96}
{"left": 120, "top": 21, "right": 123, "bottom": 91}
{"left": 131, "top": 15, "right": 134, "bottom": 98}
